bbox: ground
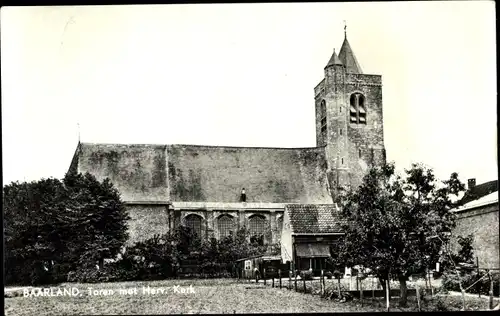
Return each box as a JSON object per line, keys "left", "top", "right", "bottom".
{"left": 5, "top": 278, "right": 499, "bottom": 315}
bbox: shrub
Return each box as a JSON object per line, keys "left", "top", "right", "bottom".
{"left": 333, "top": 269, "right": 343, "bottom": 279}
{"left": 299, "top": 270, "right": 313, "bottom": 280}
{"left": 435, "top": 298, "right": 450, "bottom": 311}
{"left": 442, "top": 271, "right": 500, "bottom": 296}
{"left": 325, "top": 271, "right": 333, "bottom": 279}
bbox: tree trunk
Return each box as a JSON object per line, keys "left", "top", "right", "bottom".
{"left": 398, "top": 275, "right": 408, "bottom": 307}
{"left": 379, "top": 277, "right": 389, "bottom": 301}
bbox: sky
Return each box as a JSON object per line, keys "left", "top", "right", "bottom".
{"left": 1, "top": 2, "right": 497, "bottom": 187}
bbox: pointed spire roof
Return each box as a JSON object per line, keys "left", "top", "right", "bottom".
{"left": 325, "top": 49, "right": 343, "bottom": 68}
{"left": 338, "top": 35, "right": 363, "bottom": 74}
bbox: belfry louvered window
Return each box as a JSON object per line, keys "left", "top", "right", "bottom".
{"left": 349, "top": 93, "right": 367, "bottom": 124}
{"left": 320, "top": 100, "right": 327, "bottom": 134}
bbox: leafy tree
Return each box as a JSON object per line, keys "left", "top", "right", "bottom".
{"left": 334, "top": 163, "right": 465, "bottom": 306}
{"left": 3, "top": 172, "right": 130, "bottom": 285}
{"left": 455, "top": 235, "right": 474, "bottom": 264}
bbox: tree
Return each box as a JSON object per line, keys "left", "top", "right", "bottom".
{"left": 3, "top": 172, "right": 130, "bottom": 285}
{"left": 334, "top": 163, "right": 465, "bottom": 306}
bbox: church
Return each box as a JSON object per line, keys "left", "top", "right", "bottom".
{"left": 67, "top": 30, "right": 386, "bottom": 246}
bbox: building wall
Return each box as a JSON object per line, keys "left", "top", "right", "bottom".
{"left": 451, "top": 203, "right": 499, "bottom": 269}
{"left": 280, "top": 211, "right": 294, "bottom": 264}
{"left": 124, "top": 202, "right": 285, "bottom": 246}
{"left": 125, "top": 204, "right": 170, "bottom": 245}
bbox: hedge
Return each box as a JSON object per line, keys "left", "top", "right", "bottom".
{"left": 442, "top": 271, "right": 500, "bottom": 296}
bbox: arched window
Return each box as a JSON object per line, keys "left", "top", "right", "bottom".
{"left": 249, "top": 215, "right": 267, "bottom": 245}
{"left": 320, "top": 100, "right": 327, "bottom": 134}
{"left": 218, "top": 214, "right": 235, "bottom": 239}
{"left": 349, "top": 93, "right": 367, "bottom": 125}
{"left": 276, "top": 216, "right": 283, "bottom": 234}
{"left": 184, "top": 214, "right": 203, "bottom": 238}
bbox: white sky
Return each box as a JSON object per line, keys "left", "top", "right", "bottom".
{"left": 1, "top": 2, "right": 497, "bottom": 187}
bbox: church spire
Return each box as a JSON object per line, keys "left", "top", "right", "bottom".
{"left": 338, "top": 25, "right": 363, "bottom": 74}
{"left": 325, "top": 48, "right": 343, "bottom": 68}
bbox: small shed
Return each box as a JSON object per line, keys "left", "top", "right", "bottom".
{"left": 281, "top": 204, "right": 345, "bottom": 275}
{"left": 235, "top": 254, "right": 283, "bottom": 279}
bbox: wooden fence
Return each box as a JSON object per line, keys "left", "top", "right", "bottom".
{"left": 238, "top": 268, "right": 499, "bottom": 311}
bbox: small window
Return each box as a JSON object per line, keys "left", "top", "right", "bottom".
{"left": 359, "top": 148, "right": 362, "bottom": 158}
{"left": 277, "top": 216, "right": 283, "bottom": 233}
{"left": 320, "top": 100, "right": 326, "bottom": 117}
{"left": 320, "top": 100, "right": 327, "bottom": 137}
{"left": 341, "top": 158, "right": 344, "bottom": 165}
{"left": 340, "top": 128, "right": 342, "bottom": 136}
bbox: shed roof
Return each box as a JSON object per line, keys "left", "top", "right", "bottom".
{"left": 285, "top": 204, "right": 345, "bottom": 234}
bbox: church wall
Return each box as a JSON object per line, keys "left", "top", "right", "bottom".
{"left": 125, "top": 204, "right": 170, "bottom": 245}
{"left": 167, "top": 145, "right": 332, "bottom": 204}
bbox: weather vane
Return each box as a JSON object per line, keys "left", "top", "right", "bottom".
{"left": 343, "top": 20, "right": 347, "bottom": 37}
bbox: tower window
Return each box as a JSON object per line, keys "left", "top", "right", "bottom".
{"left": 340, "top": 128, "right": 342, "bottom": 136}
{"left": 349, "top": 93, "right": 367, "bottom": 125}
{"left": 320, "top": 100, "right": 327, "bottom": 135}
{"left": 341, "top": 158, "right": 344, "bottom": 165}
{"left": 359, "top": 148, "right": 362, "bottom": 158}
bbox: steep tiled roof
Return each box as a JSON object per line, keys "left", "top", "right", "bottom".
{"left": 71, "top": 142, "right": 333, "bottom": 204}
{"left": 286, "top": 204, "right": 345, "bottom": 234}
{"left": 338, "top": 37, "right": 362, "bottom": 74}
{"left": 460, "top": 180, "right": 498, "bottom": 205}
{"left": 325, "top": 49, "right": 343, "bottom": 68}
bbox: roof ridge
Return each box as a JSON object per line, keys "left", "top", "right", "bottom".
{"left": 79, "top": 142, "right": 326, "bottom": 151}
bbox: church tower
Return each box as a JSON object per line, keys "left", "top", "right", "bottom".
{"left": 314, "top": 27, "right": 386, "bottom": 196}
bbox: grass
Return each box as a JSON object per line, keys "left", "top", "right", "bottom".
{"left": 5, "top": 278, "right": 499, "bottom": 315}
{"left": 4, "top": 278, "right": 381, "bottom": 315}
{"left": 259, "top": 276, "right": 499, "bottom": 312}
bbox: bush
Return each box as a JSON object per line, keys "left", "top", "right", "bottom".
{"left": 299, "top": 270, "right": 314, "bottom": 280}
{"left": 442, "top": 271, "right": 500, "bottom": 296}
{"left": 325, "top": 271, "right": 333, "bottom": 279}
{"left": 333, "top": 269, "right": 343, "bottom": 279}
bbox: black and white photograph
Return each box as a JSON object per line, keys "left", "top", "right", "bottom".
{"left": 2, "top": 2, "right": 498, "bottom": 314}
